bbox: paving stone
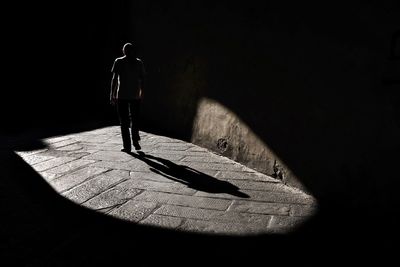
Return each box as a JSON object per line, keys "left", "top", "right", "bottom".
{"left": 149, "top": 149, "right": 209, "bottom": 157}
{"left": 146, "top": 136, "right": 183, "bottom": 143}
{"left": 80, "top": 145, "right": 121, "bottom": 152}
{"left": 268, "top": 215, "right": 309, "bottom": 233}
{"left": 181, "top": 155, "right": 235, "bottom": 164}
{"left": 156, "top": 146, "right": 190, "bottom": 151}
{"left": 32, "top": 156, "right": 76, "bottom": 172}
{"left": 66, "top": 151, "right": 97, "bottom": 159}
{"left": 183, "top": 162, "right": 246, "bottom": 172}
{"left": 106, "top": 136, "right": 124, "bottom": 144}
{"left": 91, "top": 160, "right": 151, "bottom": 172}
{"left": 72, "top": 135, "right": 110, "bottom": 143}
{"left": 138, "top": 153, "right": 185, "bottom": 162}
{"left": 34, "top": 149, "right": 73, "bottom": 158}
{"left": 45, "top": 159, "right": 95, "bottom": 175}
{"left": 40, "top": 171, "right": 62, "bottom": 181}
{"left": 228, "top": 200, "right": 290, "bottom": 215}
{"left": 102, "top": 169, "right": 131, "bottom": 179}
{"left": 179, "top": 219, "right": 269, "bottom": 235}
{"left": 56, "top": 144, "right": 84, "bottom": 151}
{"left": 225, "top": 179, "right": 300, "bottom": 193}
{"left": 19, "top": 154, "right": 54, "bottom": 165}
{"left": 15, "top": 148, "right": 48, "bottom": 157}
{"left": 50, "top": 166, "right": 109, "bottom": 192}
{"left": 133, "top": 191, "right": 232, "bottom": 210}
{"left": 42, "top": 136, "right": 73, "bottom": 144}
{"left": 215, "top": 170, "right": 280, "bottom": 183}
{"left": 194, "top": 189, "right": 315, "bottom": 205}
{"left": 83, "top": 127, "right": 120, "bottom": 135}
{"left": 141, "top": 214, "right": 183, "bottom": 229}
{"left": 47, "top": 139, "right": 78, "bottom": 148}
{"left": 156, "top": 142, "right": 194, "bottom": 148}
{"left": 130, "top": 171, "right": 177, "bottom": 183}
{"left": 108, "top": 200, "right": 158, "bottom": 222}
{"left": 290, "top": 204, "right": 318, "bottom": 217}
{"left": 155, "top": 205, "right": 272, "bottom": 225}
{"left": 83, "top": 187, "right": 142, "bottom": 211}
{"left": 82, "top": 151, "right": 133, "bottom": 162}
{"left": 186, "top": 147, "right": 209, "bottom": 152}
{"left": 64, "top": 173, "right": 128, "bottom": 204}
{"left": 80, "top": 142, "right": 120, "bottom": 148}
{"left": 115, "top": 179, "right": 197, "bottom": 195}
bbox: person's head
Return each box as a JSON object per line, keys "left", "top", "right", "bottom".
{"left": 123, "top": 43, "right": 137, "bottom": 59}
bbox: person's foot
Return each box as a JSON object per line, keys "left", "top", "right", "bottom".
{"left": 121, "top": 148, "right": 131, "bottom": 153}
{"left": 133, "top": 141, "right": 141, "bottom": 150}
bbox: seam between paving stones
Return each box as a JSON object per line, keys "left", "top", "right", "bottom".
{"left": 104, "top": 190, "right": 146, "bottom": 214}
{"left": 93, "top": 201, "right": 129, "bottom": 213}
{"left": 41, "top": 158, "right": 97, "bottom": 175}
{"left": 58, "top": 168, "right": 113, "bottom": 194}
{"left": 28, "top": 156, "right": 56, "bottom": 166}
{"left": 34, "top": 157, "right": 77, "bottom": 172}
{"left": 42, "top": 160, "right": 105, "bottom": 181}
{"left": 136, "top": 202, "right": 166, "bottom": 223}
{"left": 139, "top": 214, "right": 187, "bottom": 229}
{"left": 77, "top": 177, "right": 132, "bottom": 204}
{"left": 151, "top": 205, "right": 278, "bottom": 223}
{"left": 131, "top": 196, "right": 233, "bottom": 212}
{"left": 191, "top": 194, "right": 315, "bottom": 206}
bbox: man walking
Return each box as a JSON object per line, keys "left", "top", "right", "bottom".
{"left": 110, "top": 43, "right": 145, "bottom": 152}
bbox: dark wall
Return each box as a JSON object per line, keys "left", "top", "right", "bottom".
{"left": 130, "top": 1, "right": 400, "bottom": 211}
{"left": 2, "top": 1, "right": 133, "bottom": 132}
{"left": 2, "top": 0, "right": 400, "bottom": 217}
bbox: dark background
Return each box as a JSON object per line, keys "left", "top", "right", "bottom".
{"left": 1, "top": 0, "right": 400, "bottom": 265}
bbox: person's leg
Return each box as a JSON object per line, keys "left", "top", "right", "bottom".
{"left": 117, "top": 99, "right": 131, "bottom": 151}
{"left": 130, "top": 99, "right": 141, "bottom": 150}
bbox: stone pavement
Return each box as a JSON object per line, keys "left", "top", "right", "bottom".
{"left": 15, "top": 126, "right": 316, "bottom": 235}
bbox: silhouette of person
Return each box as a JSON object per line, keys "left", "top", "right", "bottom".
{"left": 110, "top": 43, "right": 145, "bottom": 152}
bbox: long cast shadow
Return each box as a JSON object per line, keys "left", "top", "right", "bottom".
{"left": 128, "top": 151, "right": 249, "bottom": 198}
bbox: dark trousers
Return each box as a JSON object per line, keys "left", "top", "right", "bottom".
{"left": 117, "top": 99, "right": 141, "bottom": 149}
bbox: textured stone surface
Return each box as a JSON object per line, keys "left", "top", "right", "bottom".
{"left": 45, "top": 159, "right": 95, "bottom": 175}
{"left": 82, "top": 187, "right": 141, "bottom": 211}
{"left": 64, "top": 173, "right": 128, "bottom": 204}
{"left": 115, "top": 179, "right": 197, "bottom": 196}
{"left": 179, "top": 219, "right": 270, "bottom": 235}
{"left": 133, "top": 191, "right": 232, "bottom": 210}
{"left": 108, "top": 200, "right": 158, "bottom": 222}
{"left": 32, "top": 156, "right": 76, "bottom": 172}
{"left": 50, "top": 166, "right": 108, "bottom": 192}
{"left": 155, "top": 205, "right": 272, "bottom": 225}
{"left": 215, "top": 170, "right": 280, "bottom": 182}
{"left": 19, "top": 126, "right": 316, "bottom": 235}
{"left": 18, "top": 154, "right": 54, "bottom": 165}
{"left": 228, "top": 200, "right": 291, "bottom": 216}
{"left": 268, "top": 215, "right": 309, "bottom": 233}
{"left": 194, "top": 189, "right": 314, "bottom": 204}
{"left": 141, "top": 214, "right": 183, "bottom": 228}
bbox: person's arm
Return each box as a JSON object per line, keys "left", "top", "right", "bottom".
{"left": 110, "top": 59, "right": 119, "bottom": 105}
{"left": 138, "top": 60, "right": 146, "bottom": 99}
{"left": 110, "top": 72, "right": 118, "bottom": 105}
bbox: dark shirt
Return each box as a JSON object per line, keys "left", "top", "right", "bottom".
{"left": 111, "top": 56, "right": 145, "bottom": 100}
